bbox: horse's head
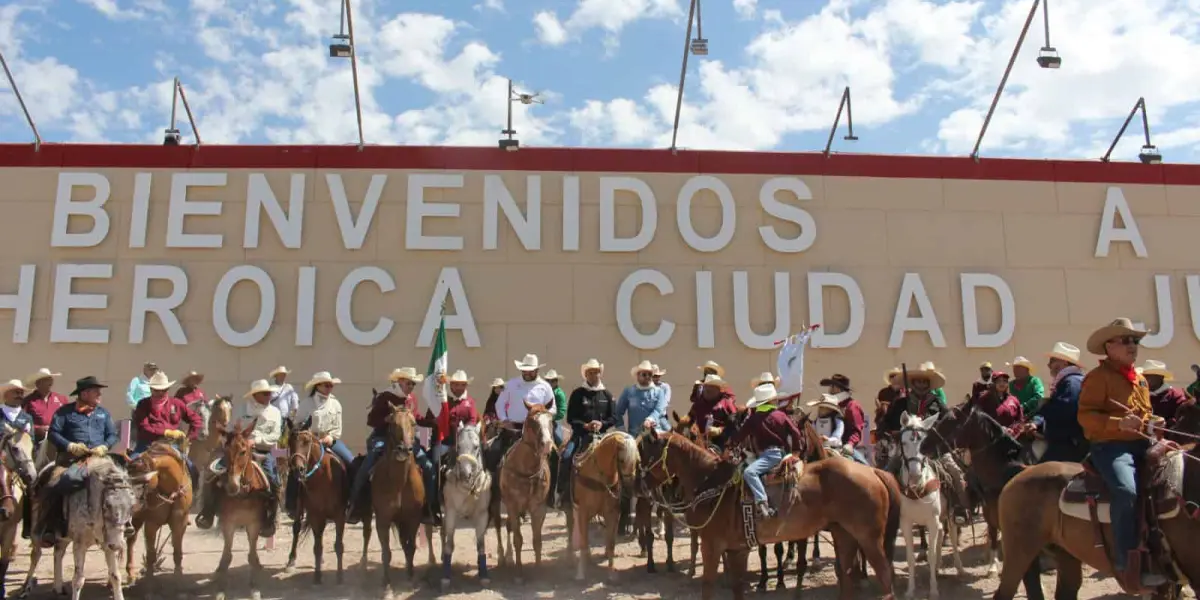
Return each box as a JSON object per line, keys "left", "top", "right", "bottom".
{"left": 387, "top": 405, "right": 417, "bottom": 461}
{"left": 452, "top": 422, "right": 484, "bottom": 483}
{"left": 0, "top": 428, "right": 35, "bottom": 490}
{"left": 89, "top": 459, "right": 136, "bottom": 551}
{"left": 1171, "top": 400, "right": 1200, "bottom": 442}
{"left": 957, "top": 405, "right": 1022, "bottom": 458}
{"left": 925, "top": 405, "right": 967, "bottom": 455}
{"left": 222, "top": 419, "right": 259, "bottom": 492}
{"left": 608, "top": 432, "right": 640, "bottom": 485}
{"left": 899, "top": 412, "right": 937, "bottom": 487}
{"left": 289, "top": 429, "right": 318, "bottom": 473}
{"left": 521, "top": 401, "right": 554, "bottom": 455}
{"left": 209, "top": 395, "right": 234, "bottom": 439}
{"left": 635, "top": 429, "right": 673, "bottom": 493}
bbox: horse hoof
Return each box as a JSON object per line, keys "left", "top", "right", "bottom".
{"left": 283, "top": 565, "right": 296, "bottom": 575}
{"left": 440, "top": 579, "right": 450, "bottom": 593}
{"left": 479, "top": 577, "right": 490, "bottom": 587}
{"left": 214, "top": 594, "right": 225, "bottom": 600}
{"left": 251, "top": 591, "right": 262, "bottom": 600}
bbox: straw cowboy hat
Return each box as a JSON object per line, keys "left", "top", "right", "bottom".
{"left": 244, "top": 379, "right": 277, "bottom": 399}
{"left": 542, "top": 369, "right": 561, "bottom": 381}
{"left": 806, "top": 394, "right": 844, "bottom": 416}
{"left": 910, "top": 361, "right": 946, "bottom": 390}
{"left": 979, "top": 361, "right": 993, "bottom": 369}
{"left": 631, "top": 360, "right": 655, "bottom": 378}
{"left": 1086, "top": 317, "right": 1147, "bottom": 356}
{"left": 23, "top": 368, "right": 61, "bottom": 388}
{"left": 746, "top": 383, "right": 781, "bottom": 410}
{"left": 751, "top": 372, "right": 779, "bottom": 388}
{"left": 652, "top": 364, "right": 667, "bottom": 376}
{"left": 448, "top": 369, "right": 474, "bottom": 384}
{"left": 699, "top": 373, "right": 729, "bottom": 390}
{"left": 1138, "top": 359, "right": 1174, "bottom": 380}
{"left": 697, "top": 360, "right": 725, "bottom": 378}
{"left": 0, "top": 380, "right": 25, "bottom": 396}
{"left": 1047, "top": 342, "right": 1081, "bottom": 366}
{"left": 147, "top": 371, "right": 175, "bottom": 391}
{"left": 884, "top": 367, "right": 902, "bottom": 386}
{"left": 580, "top": 359, "right": 604, "bottom": 379}
{"left": 389, "top": 367, "right": 424, "bottom": 383}
{"left": 305, "top": 371, "right": 342, "bottom": 393}
{"left": 514, "top": 354, "right": 545, "bottom": 372}
{"left": 490, "top": 378, "right": 505, "bottom": 388}
{"left": 1008, "top": 357, "right": 1035, "bottom": 373}
{"left": 269, "top": 366, "right": 290, "bottom": 378}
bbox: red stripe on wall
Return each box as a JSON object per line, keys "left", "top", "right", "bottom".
{"left": 0, "top": 143, "right": 1195, "bottom": 184}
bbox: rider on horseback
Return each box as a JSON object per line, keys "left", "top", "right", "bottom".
{"left": 561, "top": 359, "right": 617, "bottom": 504}
{"left": 429, "top": 369, "right": 480, "bottom": 516}
{"left": 20, "top": 368, "right": 66, "bottom": 450}
{"left": 725, "top": 383, "right": 804, "bottom": 519}
{"left": 287, "top": 372, "right": 354, "bottom": 519}
{"left": 817, "top": 374, "right": 868, "bottom": 464}
{"left": 130, "top": 371, "right": 203, "bottom": 487}
{"left": 972, "top": 371, "right": 1024, "bottom": 434}
{"left": 688, "top": 362, "right": 738, "bottom": 447}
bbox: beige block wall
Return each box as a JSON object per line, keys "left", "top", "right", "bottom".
{"left": 2, "top": 166, "right": 1198, "bottom": 448}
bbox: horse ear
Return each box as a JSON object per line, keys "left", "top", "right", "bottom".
{"left": 900, "top": 412, "right": 913, "bottom": 428}
{"left": 372, "top": 388, "right": 378, "bottom": 398}
{"left": 241, "top": 419, "right": 257, "bottom": 437}
{"left": 672, "top": 410, "right": 681, "bottom": 424}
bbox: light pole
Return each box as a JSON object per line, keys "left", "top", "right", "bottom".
{"left": 0, "top": 47, "right": 41, "bottom": 151}
{"left": 969, "top": 0, "right": 1042, "bottom": 161}
{"left": 823, "top": 86, "right": 858, "bottom": 157}
{"left": 163, "top": 77, "right": 202, "bottom": 147}
{"left": 1036, "top": 0, "right": 1061, "bottom": 68}
{"left": 1101, "top": 97, "right": 1161, "bottom": 164}
{"left": 499, "top": 79, "right": 542, "bottom": 151}
{"left": 669, "top": 0, "right": 705, "bottom": 152}
{"left": 328, "top": 0, "right": 365, "bottom": 150}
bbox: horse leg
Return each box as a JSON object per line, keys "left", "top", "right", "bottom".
{"left": 311, "top": 519, "right": 325, "bottom": 584}
{"left": 401, "top": 525, "right": 417, "bottom": 584}
{"left": 786, "top": 541, "right": 797, "bottom": 568}
{"left": 574, "top": 508, "right": 589, "bottom": 581}
{"left": 171, "top": 517, "right": 186, "bottom": 577}
{"left": 286, "top": 517, "right": 302, "bottom": 573}
{"left": 605, "top": 505, "right": 620, "bottom": 582}
{"left": 756, "top": 545, "right": 770, "bottom": 591}
{"left": 1050, "top": 548, "right": 1081, "bottom": 600}
{"left": 19, "top": 542, "right": 42, "bottom": 597}
{"left": 334, "top": 518, "right": 346, "bottom": 584}
{"left": 853, "top": 526, "right": 896, "bottom": 600}
{"left": 441, "top": 509, "right": 457, "bottom": 591}
{"left": 52, "top": 542, "right": 67, "bottom": 596}
{"left": 491, "top": 501, "right": 508, "bottom": 567}
{"left": 946, "top": 506, "right": 966, "bottom": 577}
{"left": 474, "top": 509, "right": 491, "bottom": 586}
{"left": 727, "top": 547, "right": 751, "bottom": 600}
{"left": 124, "top": 524, "right": 139, "bottom": 585}
{"left": 992, "top": 533, "right": 1045, "bottom": 600}
{"left": 359, "top": 510, "right": 373, "bottom": 574}
{"left": 247, "top": 525, "right": 263, "bottom": 600}
{"left": 699, "top": 536, "right": 720, "bottom": 600}
{"left": 793, "top": 537, "right": 810, "bottom": 592}
{"left": 69, "top": 540, "right": 86, "bottom": 600}
{"left": 902, "top": 510, "right": 917, "bottom": 599}
{"left": 531, "top": 506, "right": 547, "bottom": 566}
{"left": 984, "top": 502, "right": 1001, "bottom": 575}
{"left": 689, "top": 530, "right": 700, "bottom": 578}
{"left": 375, "top": 514, "right": 392, "bottom": 591}
{"left": 775, "top": 542, "right": 787, "bottom": 590}
{"left": 105, "top": 545, "right": 126, "bottom": 600}
{"left": 663, "top": 509, "right": 676, "bottom": 573}
{"left": 142, "top": 522, "right": 160, "bottom": 581}
{"left": 928, "top": 514, "right": 943, "bottom": 600}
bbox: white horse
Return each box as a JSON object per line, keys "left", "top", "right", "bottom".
{"left": 439, "top": 421, "right": 495, "bottom": 592}
{"left": 21, "top": 456, "right": 137, "bottom": 600}
{"left": 898, "top": 412, "right": 964, "bottom": 599}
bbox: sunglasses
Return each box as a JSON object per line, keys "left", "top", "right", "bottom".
{"left": 1110, "top": 336, "right": 1142, "bottom": 346}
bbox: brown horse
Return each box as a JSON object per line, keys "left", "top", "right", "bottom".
{"left": 0, "top": 429, "right": 35, "bottom": 597}
{"left": 285, "top": 429, "right": 348, "bottom": 583}
{"left": 566, "top": 430, "right": 640, "bottom": 581}
{"left": 638, "top": 431, "right": 900, "bottom": 600}
{"left": 125, "top": 441, "right": 194, "bottom": 587}
{"left": 361, "top": 404, "right": 435, "bottom": 592}
{"left": 186, "top": 394, "right": 233, "bottom": 507}
{"left": 213, "top": 420, "right": 273, "bottom": 600}
{"left": 498, "top": 400, "right": 557, "bottom": 583}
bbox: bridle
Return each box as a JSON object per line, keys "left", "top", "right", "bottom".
{"left": 290, "top": 431, "right": 327, "bottom": 481}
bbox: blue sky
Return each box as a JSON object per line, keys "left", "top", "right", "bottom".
{"left": 1, "top": 0, "right": 1199, "bottom": 162}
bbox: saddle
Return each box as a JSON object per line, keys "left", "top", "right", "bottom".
{"left": 1058, "top": 445, "right": 1183, "bottom": 524}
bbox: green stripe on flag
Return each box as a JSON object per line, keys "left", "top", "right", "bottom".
{"left": 426, "top": 315, "right": 447, "bottom": 378}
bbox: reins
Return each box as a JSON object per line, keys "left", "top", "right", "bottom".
{"left": 640, "top": 438, "right": 739, "bottom": 531}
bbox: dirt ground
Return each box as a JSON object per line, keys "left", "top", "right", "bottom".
{"left": 5, "top": 509, "right": 1173, "bottom": 600}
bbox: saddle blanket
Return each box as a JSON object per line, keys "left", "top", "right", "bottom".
{"left": 1058, "top": 450, "right": 1184, "bottom": 524}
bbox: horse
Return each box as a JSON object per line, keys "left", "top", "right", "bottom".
{"left": 210, "top": 420, "right": 274, "bottom": 600}
{"left": 440, "top": 421, "right": 494, "bottom": 591}
{"left": 284, "top": 428, "right": 348, "bottom": 583}
{"left": 0, "top": 429, "right": 35, "bottom": 598}
{"left": 125, "top": 441, "right": 194, "bottom": 588}
{"left": 186, "top": 394, "right": 233, "bottom": 506}
{"left": 566, "top": 430, "right": 640, "bottom": 581}
{"left": 362, "top": 404, "right": 435, "bottom": 592}
{"left": 21, "top": 456, "right": 136, "bottom": 600}
{"left": 637, "top": 430, "right": 900, "bottom": 600}
{"left": 498, "top": 400, "right": 557, "bottom": 584}
{"left": 896, "top": 412, "right": 964, "bottom": 599}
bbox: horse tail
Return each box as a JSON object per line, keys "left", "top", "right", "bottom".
{"left": 873, "top": 467, "right": 901, "bottom": 573}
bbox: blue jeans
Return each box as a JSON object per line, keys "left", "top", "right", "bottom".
{"left": 744, "top": 447, "right": 784, "bottom": 504}
{"left": 328, "top": 439, "right": 354, "bottom": 465}
{"left": 351, "top": 436, "right": 433, "bottom": 499}
{"left": 214, "top": 451, "right": 279, "bottom": 487}
{"left": 1089, "top": 440, "right": 1149, "bottom": 570}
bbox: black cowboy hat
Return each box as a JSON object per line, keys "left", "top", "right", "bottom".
{"left": 69, "top": 376, "right": 107, "bottom": 397}
{"left": 819, "top": 374, "right": 852, "bottom": 391}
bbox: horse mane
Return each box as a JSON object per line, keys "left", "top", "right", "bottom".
{"left": 143, "top": 440, "right": 181, "bottom": 457}
{"left": 664, "top": 432, "right": 719, "bottom": 470}
{"left": 375, "top": 389, "right": 407, "bottom": 405}
{"left": 794, "top": 413, "right": 828, "bottom": 461}
{"left": 965, "top": 407, "right": 1023, "bottom": 458}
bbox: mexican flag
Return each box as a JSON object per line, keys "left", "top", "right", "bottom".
{"left": 423, "top": 314, "right": 450, "bottom": 445}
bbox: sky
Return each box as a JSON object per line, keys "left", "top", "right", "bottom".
{"left": 1, "top": 0, "right": 1199, "bottom": 162}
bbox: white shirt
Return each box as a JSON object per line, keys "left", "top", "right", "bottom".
{"left": 270, "top": 382, "right": 298, "bottom": 418}
{"left": 496, "top": 376, "right": 555, "bottom": 423}
{"left": 656, "top": 381, "right": 672, "bottom": 406}
{"left": 240, "top": 401, "right": 282, "bottom": 451}
{"left": 0, "top": 405, "right": 29, "bottom": 433}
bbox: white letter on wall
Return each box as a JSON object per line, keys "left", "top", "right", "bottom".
{"left": 484, "top": 175, "right": 541, "bottom": 250}
{"left": 960, "top": 273, "right": 1016, "bottom": 348}
{"left": 615, "top": 269, "right": 675, "bottom": 349}
{"left": 244, "top": 173, "right": 305, "bottom": 249}
{"left": 888, "top": 273, "right": 946, "bottom": 348}
{"left": 1186, "top": 276, "right": 1200, "bottom": 342}
{"left": 807, "top": 272, "right": 865, "bottom": 348}
{"left": 418, "top": 267, "right": 480, "bottom": 347}
{"left": 51, "top": 172, "right": 111, "bottom": 247}
{"left": 296, "top": 266, "right": 316, "bottom": 346}
{"left": 695, "top": 271, "right": 715, "bottom": 349}
{"left": 327, "top": 173, "right": 384, "bottom": 250}
{"left": 407, "top": 173, "right": 463, "bottom": 250}
{"left": 128, "top": 173, "right": 151, "bottom": 248}
{"left": 562, "top": 176, "right": 580, "bottom": 252}
{"left": 1134, "top": 274, "right": 1173, "bottom": 348}
{"left": 212, "top": 266, "right": 275, "bottom": 347}
{"left": 167, "top": 172, "right": 226, "bottom": 248}
{"left": 1095, "top": 186, "right": 1148, "bottom": 258}
{"left": 758, "top": 177, "right": 817, "bottom": 253}
{"left": 50, "top": 263, "right": 112, "bottom": 344}
{"left": 0, "top": 265, "right": 36, "bottom": 343}
{"left": 677, "top": 175, "right": 735, "bottom": 252}
{"left": 599, "top": 177, "right": 657, "bottom": 252}
{"left": 336, "top": 266, "right": 395, "bottom": 346}
{"left": 732, "top": 271, "right": 790, "bottom": 349}
{"left": 129, "top": 265, "right": 189, "bottom": 344}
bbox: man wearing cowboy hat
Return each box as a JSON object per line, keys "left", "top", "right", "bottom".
{"left": 347, "top": 367, "right": 429, "bottom": 524}
{"left": 268, "top": 366, "right": 298, "bottom": 421}
{"left": 726, "top": 382, "right": 804, "bottom": 519}
{"left": 21, "top": 368, "right": 66, "bottom": 447}
{"left": 819, "top": 374, "right": 867, "bottom": 463}
{"left": 495, "top": 354, "right": 556, "bottom": 427}
{"left": 0, "top": 380, "right": 34, "bottom": 435}
{"left": 1028, "top": 342, "right": 1087, "bottom": 464}
{"left": 126, "top": 361, "right": 160, "bottom": 408}
{"left": 1006, "top": 357, "right": 1045, "bottom": 418}
{"left": 482, "top": 378, "right": 505, "bottom": 420}
{"left": 969, "top": 361, "right": 994, "bottom": 405}
{"left": 1138, "top": 360, "right": 1189, "bottom": 430}
{"left": 880, "top": 362, "right": 948, "bottom": 433}
{"left": 616, "top": 360, "right": 669, "bottom": 438}
{"left": 431, "top": 370, "right": 481, "bottom": 465}
{"left": 32, "top": 376, "right": 120, "bottom": 547}
{"left": 1078, "top": 318, "right": 1166, "bottom": 591}
{"left": 874, "top": 368, "right": 904, "bottom": 442}
{"left": 687, "top": 372, "right": 738, "bottom": 446}
{"left": 131, "top": 371, "right": 203, "bottom": 490}
{"left": 560, "top": 359, "right": 616, "bottom": 504}
{"left": 651, "top": 365, "right": 670, "bottom": 405}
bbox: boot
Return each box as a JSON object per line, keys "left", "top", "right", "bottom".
{"left": 422, "top": 470, "right": 442, "bottom": 526}
{"left": 195, "top": 479, "right": 220, "bottom": 530}
{"left": 20, "top": 494, "right": 31, "bottom": 539}
{"left": 284, "top": 473, "right": 299, "bottom": 521}
{"left": 33, "top": 494, "right": 62, "bottom": 548}
{"left": 756, "top": 501, "right": 777, "bottom": 520}
{"left": 262, "top": 481, "right": 279, "bottom": 538}
{"left": 1116, "top": 550, "right": 1148, "bottom": 595}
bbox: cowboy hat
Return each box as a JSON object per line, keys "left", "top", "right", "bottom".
{"left": 1008, "top": 357, "right": 1035, "bottom": 373}
{"left": 22, "top": 368, "right": 61, "bottom": 388}
{"left": 631, "top": 360, "right": 655, "bottom": 378}
{"left": 979, "top": 361, "right": 993, "bottom": 369}
{"left": 1047, "top": 342, "right": 1081, "bottom": 366}
{"left": 1138, "top": 359, "right": 1174, "bottom": 380}
{"left": 751, "top": 372, "right": 779, "bottom": 388}
{"left": 514, "top": 354, "right": 545, "bottom": 372}
{"left": 147, "top": 371, "right": 175, "bottom": 391}
{"left": 884, "top": 367, "right": 902, "bottom": 386}
{"left": 806, "top": 394, "right": 844, "bottom": 416}
{"left": 143, "top": 361, "right": 159, "bottom": 370}
{"left": 244, "top": 379, "right": 277, "bottom": 398}
{"left": 389, "top": 367, "right": 424, "bottom": 384}
{"left": 0, "top": 380, "right": 25, "bottom": 396}
{"left": 1086, "top": 317, "right": 1147, "bottom": 356}
{"left": 580, "top": 358, "right": 604, "bottom": 379}
{"left": 69, "top": 376, "right": 107, "bottom": 397}
{"left": 652, "top": 364, "right": 667, "bottom": 376}
{"left": 696, "top": 360, "right": 725, "bottom": 378}
{"left": 448, "top": 369, "right": 474, "bottom": 384}
{"left": 819, "top": 374, "right": 852, "bottom": 391}
{"left": 542, "top": 369, "right": 561, "bottom": 381}
{"left": 699, "top": 373, "right": 728, "bottom": 390}
{"left": 745, "top": 383, "right": 781, "bottom": 410}
{"left": 490, "top": 378, "right": 505, "bottom": 388}
{"left": 910, "top": 361, "right": 946, "bottom": 390}
{"left": 269, "top": 365, "right": 290, "bottom": 378}
{"left": 305, "top": 371, "right": 342, "bottom": 393}
{"left": 181, "top": 371, "right": 204, "bottom": 383}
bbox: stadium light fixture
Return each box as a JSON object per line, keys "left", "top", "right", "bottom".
{"left": 670, "top": 0, "right": 701, "bottom": 152}
{"left": 0, "top": 47, "right": 42, "bottom": 151}
{"left": 499, "top": 78, "right": 543, "bottom": 152}
{"left": 689, "top": 0, "right": 708, "bottom": 56}
{"left": 1036, "top": 0, "right": 1061, "bottom": 68}
{"left": 163, "top": 77, "right": 202, "bottom": 147}
{"left": 1101, "top": 97, "right": 1162, "bottom": 165}
{"left": 329, "top": 0, "right": 352, "bottom": 58}
{"left": 823, "top": 86, "right": 858, "bottom": 157}
{"left": 328, "top": 0, "right": 365, "bottom": 149}
{"left": 970, "top": 0, "right": 1042, "bottom": 161}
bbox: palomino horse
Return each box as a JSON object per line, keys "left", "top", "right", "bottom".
{"left": 125, "top": 441, "right": 194, "bottom": 587}
{"left": 0, "top": 429, "right": 35, "bottom": 598}
{"left": 186, "top": 394, "right": 233, "bottom": 506}
{"left": 440, "top": 421, "right": 494, "bottom": 591}
{"left": 638, "top": 431, "right": 900, "bottom": 600}
{"left": 566, "top": 430, "right": 639, "bottom": 581}
{"left": 285, "top": 429, "right": 348, "bottom": 583}
{"left": 362, "top": 404, "right": 435, "bottom": 592}
{"left": 211, "top": 420, "right": 273, "bottom": 600}
{"left": 896, "top": 412, "right": 964, "bottom": 599}
{"left": 21, "top": 456, "right": 136, "bottom": 600}
{"left": 498, "top": 400, "right": 557, "bottom": 584}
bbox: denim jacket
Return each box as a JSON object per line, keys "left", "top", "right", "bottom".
{"left": 615, "top": 385, "right": 669, "bottom": 437}
{"left": 48, "top": 403, "right": 119, "bottom": 451}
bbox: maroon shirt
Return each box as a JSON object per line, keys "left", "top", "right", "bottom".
{"left": 980, "top": 392, "right": 1024, "bottom": 431}
{"left": 133, "top": 394, "right": 203, "bottom": 444}
{"left": 687, "top": 384, "right": 738, "bottom": 429}
{"left": 838, "top": 397, "right": 867, "bottom": 447}
{"left": 728, "top": 408, "right": 804, "bottom": 454}
{"left": 437, "top": 396, "right": 480, "bottom": 444}
{"left": 1151, "top": 387, "right": 1189, "bottom": 428}
{"left": 367, "top": 391, "right": 415, "bottom": 432}
{"left": 22, "top": 390, "right": 68, "bottom": 439}
{"left": 174, "top": 386, "right": 206, "bottom": 406}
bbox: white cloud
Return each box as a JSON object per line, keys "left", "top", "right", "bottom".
{"left": 532, "top": 0, "right": 682, "bottom": 48}
{"left": 733, "top": 0, "right": 757, "bottom": 20}
{"left": 77, "top": 0, "right": 167, "bottom": 20}
{"left": 533, "top": 11, "right": 568, "bottom": 46}
{"left": 475, "top": 0, "right": 504, "bottom": 12}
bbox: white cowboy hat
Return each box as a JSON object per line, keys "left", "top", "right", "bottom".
{"left": 806, "top": 393, "right": 844, "bottom": 416}
{"left": 979, "top": 361, "right": 993, "bottom": 369}
{"left": 631, "top": 360, "right": 655, "bottom": 378}
{"left": 699, "top": 373, "right": 729, "bottom": 390}
{"left": 389, "top": 367, "right": 424, "bottom": 384}
{"left": 745, "top": 383, "right": 781, "bottom": 410}
{"left": 909, "top": 361, "right": 946, "bottom": 390}
{"left": 1008, "top": 357, "right": 1035, "bottom": 373}
{"left": 305, "top": 371, "right": 342, "bottom": 393}
{"left": 448, "top": 369, "right": 474, "bottom": 384}
{"left": 514, "top": 354, "right": 545, "bottom": 372}
{"left": 1047, "top": 342, "right": 1081, "bottom": 366}
{"left": 0, "top": 380, "right": 25, "bottom": 396}
{"left": 490, "top": 378, "right": 505, "bottom": 388}
{"left": 542, "top": 369, "right": 561, "bottom": 381}
{"left": 147, "top": 371, "right": 175, "bottom": 391}
{"left": 1086, "top": 317, "right": 1147, "bottom": 356}
{"left": 244, "top": 379, "right": 277, "bottom": 399}
{"left": 1138, "top": 359, "right": 1174, "bottom": 380}
{"left": 652, "top": 364, "right": 667, "bottom": 376}
{"left": 696, "top": 360, "right": 725, "bottom": 378}
{"left": 580, "top": 358, "right": 605, "bottom": 379}
{"left": 22, "top": 368, "right": 61, "bottom": 388}
{"left": 884, "top": 366, "right": 902, "bottom": 386}
{"left": 751, "top": 371, "right": 779, "bottom": 388}
{"left": 269, "top": 365, "right": 290, "bottom": 378}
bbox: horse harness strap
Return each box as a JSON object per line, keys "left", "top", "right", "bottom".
{"left": 903, "top": 478, "right": 940, "bottom": 500}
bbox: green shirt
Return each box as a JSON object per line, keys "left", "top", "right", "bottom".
{"left": 1011, "top": 376, "right": 1045, "bottom": 416}
{"left": 1187, "top": 380, "right": 1200, "bottom": 399}
{"left": 553, "top": 386, "right": 567, "bottom": 420}
{"left": 933, "top": 388, "right": 947, "bottom": 405}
